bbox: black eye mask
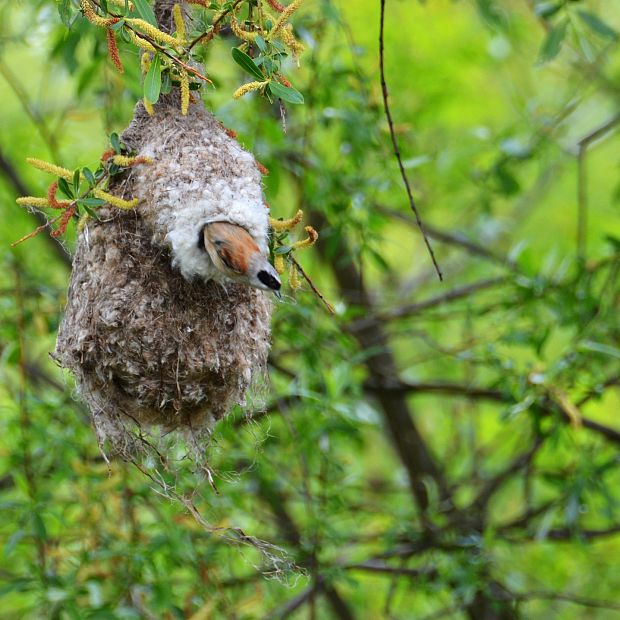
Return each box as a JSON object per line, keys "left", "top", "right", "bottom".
{"left": 257, "top": 270, "right": 281, "bottom": 291}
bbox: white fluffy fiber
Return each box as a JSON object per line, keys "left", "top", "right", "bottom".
{"left": 125, "top": 105, "right": 269, "bottom": 282}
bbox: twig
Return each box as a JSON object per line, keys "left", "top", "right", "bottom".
{"left": 379, "top": 0, "right": 442, "bottom": 281}
{"left": 188, "top": 0, "right": 245, "bottom": 50}
{"left": 511, "top": 589, "right": 620, "bottom": 611}
{"left": 290, "top": 255, "right": 335, "bottom": 314}
{"left": 350, "top": 277, "right": 506, "bottom": 331}
{"left": 376, "top": 204, "right": 517, "bottom": 270}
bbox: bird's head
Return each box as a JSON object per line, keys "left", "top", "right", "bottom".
{"left": 200, "top": 221, "right": 281, "bottom": 297}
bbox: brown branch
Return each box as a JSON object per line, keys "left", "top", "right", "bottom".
{"left": 350, "top": 277, "right": 507, "bottom": 331}
{"left": 343, "top": 560, "right": 438, "bottom": 580}
{"left": 511, "top": 589, "right": 620, "bottom": 611}
{"left": 290, "top": 255, "right": 335, "bottom": 314}
{"left": 365, "top": 379, "right": 506, "bottom": 401}
{"left": 311, "top": 210, "right": 451, "bottom": 516}
{"left": 379, "top": 0, "right": 442, "bottom": 280}
{"left": 256, "top": 473, "right": 355, "bottom": 620}
{"left": 376, "top": 204, "right": 518, "bottom": 270}
{"left": 188, "top": 0, "right": 245, "bottom": 50}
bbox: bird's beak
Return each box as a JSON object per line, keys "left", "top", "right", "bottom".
{"left": 274, "top": 290, "right": 282, "bottom": 300}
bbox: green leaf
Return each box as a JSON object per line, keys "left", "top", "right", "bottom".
{"left": 132, "top": 0, "right": 158, "bottom": 27}
{"left": 578, "top": 340, "right": 620, "bottom": 359}
{"left": 110, "top": 132, "right": 121, "bottom": 154}
{"left": 100, "top": 0, "right": 109, "bottom": 13}
{"left": 57, "top": 0, "right": 73, "bottom": 27}
{"left": 538, "top": 19, "right": 568, "bottom": 63}
{"left": 32, "top": 513, "right": 47, "bottom": 540}
{"left": 144, "top": 53, "right": 162, "bottom": 104}
{"left": 577, "top": 10, "right": 618, "bottom": 41}
{"left": 255, "top": 35, "right": 267, "bottom": 53}
{"left": 268, "top": 82, "right": 304, "bottom": 104}
{"left": 161, "top": 71, "right": 172, "bottom": 95}
{"left": 231, "top": 48, "right": 265, "bottom": 81}
{"left": 73, "top": 169, "right": 81, "bottom": 194}
{"left": 80, "top": 197, "right": 107, "bottom": 208}
{"left": 274, "top": 245, "right": 292, "bottom": 254}
{"left": 110, "top": 18, "right": 125, "bottom": 31}
{"left": 534, "top": 2, "right": 562, "bottom": 19}
{"left": 58, "top": 177, "right": 74, "bottom": 199}
{"left": 82, "top": 167, "right": 96, "bottom": 187}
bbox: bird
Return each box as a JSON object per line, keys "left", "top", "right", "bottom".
{"left": 200, "top": 221, "right": 282, "bottom": 297}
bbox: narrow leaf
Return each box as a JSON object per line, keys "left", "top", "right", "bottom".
{"left": 577, "top": 10, "right": 618, "bottom": 41}
{"left": 538, "top": 19, "right": 568, "bottom": 63}
{"left": 269, "top": 81, "right": 304, "bottom": 104}
{"left": 58, "top": 177, "right": 74, "bottom": 199}
{"left": 132, "top": 0, "right": 158, "bottom": 27}
{"left": 110, "top": 132, "right": 121, "bottom": 154}
{"left": 72, "top": 169, "right": 81, "bottom": 194}
{"left": 82, "top": 167, "right": 96, "bottom": 187}
{"left": 144, "top": 53, "right": 162, "bottom": 104}
{"left": 231, "top": 48, "right": 265, "bottom": 81}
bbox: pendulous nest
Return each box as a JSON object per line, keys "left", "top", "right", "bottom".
{"left": 54, "top": 95, "right": 272, "bottom": 454}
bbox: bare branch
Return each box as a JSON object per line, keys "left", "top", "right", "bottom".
{"left": 379, "top": 0, "right": 442, "bottom": 280}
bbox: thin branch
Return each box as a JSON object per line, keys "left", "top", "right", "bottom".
{"left": 290, "top": 255, "right": 335, "bottom": 314}
{"left": 376, "top": 204, "right": 517, "bottom": 270}
{"left": 365, "top": 379, "right": 506, "bottom": 402}
{"left": 511, "top": 589, "right": 620, "bottom": 611}
{"left": 379, "top": 0, "right": 442, "bottom": 280}
{"left": 188, "top": 0, "right": 245, "bottom": 50}
{"left": 343, "top": 560, "right": 438, "bottom": 580}
{"left": 350, "top": 277, "right": 506, "bottom": 331}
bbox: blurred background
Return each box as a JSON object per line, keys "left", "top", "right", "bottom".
{"left": 0, "top": 0, "right": 619, "bottom": 618}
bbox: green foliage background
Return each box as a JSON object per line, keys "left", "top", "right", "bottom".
{"left": 0, "top": 0, "right": 619, "bottom": 618}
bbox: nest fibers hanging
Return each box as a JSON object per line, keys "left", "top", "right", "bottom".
{"left": 54, "top": 96, "right": 272, "bottom": 453}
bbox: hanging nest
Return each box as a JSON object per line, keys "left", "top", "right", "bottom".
{"left": 54, "top": 94, "right": 273, "bottom": 455}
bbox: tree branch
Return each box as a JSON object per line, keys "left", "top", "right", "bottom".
{"left": 379, "top": 0, "right": 442, "bottom": 280}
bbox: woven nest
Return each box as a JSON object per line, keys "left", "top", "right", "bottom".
{"left": 54, "top": 95, "right": 272, "bottom": 453}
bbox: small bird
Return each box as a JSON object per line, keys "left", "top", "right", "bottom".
{"left": 200, "top": 221, "right": 282, "bottom": 297}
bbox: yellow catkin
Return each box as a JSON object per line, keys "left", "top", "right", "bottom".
{"left": 141, "top": 52, "right": 152, "bottom": 74}
{"left": 269, "top": 209, "right": 303, "bottom": 231}
{"left": 143, "top": 98, "right": 155, "bottom": 115}
{"left": 292, "top": 225, "right": 318, "bottom": 249}
{"left": 289, "top": 263, "right": 301, "bottom": 289}
{"left": 125, "top": 18, "right": 183, "bottom": 49}
{"left": 93, "top": 189, "right": 139, "bottom": 210}
{"left": 16, "top": 197, "right": 51, "bottom": 208}
{"left": 81, "top": 0, "right": 116, "bottom": 27}
{"left": 233, "top": 80, "right": 268, "bottom": 99}
{"left": 280, "top": 25, "right": 304, "bottom": 57}
{"left": 130, "top": 30, "right": 157, "bottom": 53}
{"left": 269, "top": 0, "right": 303, "bottom": 37}
{"left": 112, "top": 155, "right": 153, "bottom": 166}
{"left": 230, "top": 14, "right": 258, "bottom": 41}
{"left": 274, "top": 254, "right": 285, "bottom": 274}
{"left": 173, "top": 4, "right": 186, "bottom": 44}
{"left": 77, "top": 214, "right": 91, "bottom": 231}
{"left": 108, "top": 0, "right": 134, "bottom": 10}
{"left": 180, "top": 67, "right": 190, "bottom": 115}
{"left": 26, "top": 158, "right": 73, "bottom": 181}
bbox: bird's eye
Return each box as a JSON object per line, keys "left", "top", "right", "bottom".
{"left": 257, "top": 270, "right": 281, "bottom": 291}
